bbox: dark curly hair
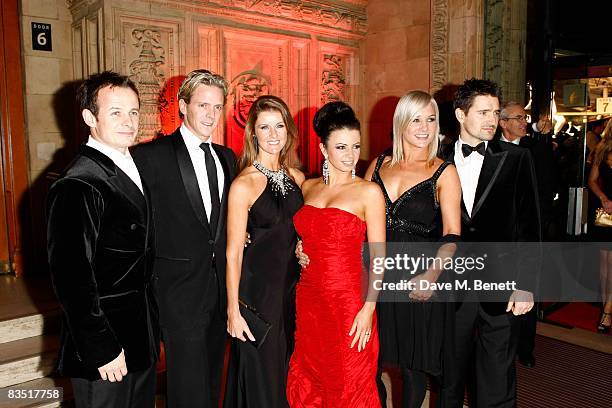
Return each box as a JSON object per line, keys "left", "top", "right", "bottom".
{"left": 313, "top": 101, "right": 360, "bottom": 145}
{"left": 453, "top": 78, "right": 501, "bottom": 113}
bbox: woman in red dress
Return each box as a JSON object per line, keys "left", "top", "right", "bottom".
{"left": 287, "top": 101, "right": 386, "bottom": 407}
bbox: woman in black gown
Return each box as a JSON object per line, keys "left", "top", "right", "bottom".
{"left": 225, "top": 95, "right": 304, "bottom": 407}
{"left": 588, "top": 129, "right": 612, "bottom": 333}
{"left": 365, "top": 91, "right": 462, "bottom": 407}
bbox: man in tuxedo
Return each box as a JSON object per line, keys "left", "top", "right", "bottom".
{"left": 439, "top": 79, "right": 540, "bottom": 407}
{"left": 48, "top": 71, "right": 159, "bottom": 408}
{"left": 132, "top": 69, "right": 237, "bottom": 407}
{"left": 499, "top": 101, "right": 557, "bottom": 368}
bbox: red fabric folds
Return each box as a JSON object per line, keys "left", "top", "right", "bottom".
{"left": 287, "top": 205, "right": 380, "bottom": 408}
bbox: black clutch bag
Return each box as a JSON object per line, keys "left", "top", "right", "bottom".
{"left": 239, "top": 299, "right": 272, "bottom": 349}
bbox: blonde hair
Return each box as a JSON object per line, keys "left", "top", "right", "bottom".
{"left": 593, "top": 134, "right": 612, "bottom": 167}
{"left": 391, "top": 91, "right": 440, "bottom": 166}
{"left": 177, "top": 69, "right": 228, "bottom": 117}
{"left": 239, "top": 95, "right": 299, "bottom": 172}
{"left": 602, "top": 118, "right": 612, "bottom": 139}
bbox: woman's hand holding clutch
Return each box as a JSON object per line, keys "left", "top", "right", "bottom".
{"left": 227, "top": 309, "right": 255, "bottom": 342}
{"left": 602, "top": 197, "right": 612, "bottom": 214}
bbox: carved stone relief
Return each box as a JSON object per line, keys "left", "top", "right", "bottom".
{"left": 484, "top": 0, "right": 527, "bottom": 103}
{"left": 230, "top": 68, "right": 271, "bottom": 127}
{"left": 431, "top": 0, "right": 449, "bottom": 93}
{"left": 318, "top": 44, "right": 355, "bottom": 107}
{"left": 117, "top": 15, "right": 182, "bottom": 142}
{"left": 129, "top": 28, "right": 166, "bottom": 141}
{"left": 68, "top": 0, "right": 362, "bottom": 174}
{"left": 484, "top": 0, "right": 503, "bottom": 83}
{"left": 213, "top": 0, "right": 366, "bottom": 34}
{"left": 321, "top": 54, "right": 346, "bottom": 104}
{"left": 220, "top": 28, "right": 293, "bottom": 150}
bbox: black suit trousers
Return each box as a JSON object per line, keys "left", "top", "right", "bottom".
{"left": 439, "top": 302, "right": 519, "bottom": 408}
{"left": 517, "top": 306, "right": 537, "bottom": 356}
{"left": 71, "top": 364, "right": 156, "bottom": 408}
{"left": 163, "top": 267, "right": 227, "bottom": 408}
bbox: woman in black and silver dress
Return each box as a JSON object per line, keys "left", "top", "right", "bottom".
{"left": 225, "top": 95, "right": 304, "bottom": 407}
{"left": 365, "top": 91, "right": 462, "bottom": 407}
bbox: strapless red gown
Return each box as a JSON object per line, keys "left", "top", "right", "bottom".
{"left": 287, "top": 205, "right": 380, "bottom": 408}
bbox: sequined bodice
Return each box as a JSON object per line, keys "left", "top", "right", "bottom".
{"left": 372, "top": 155, "right": 451, "bottom": 242}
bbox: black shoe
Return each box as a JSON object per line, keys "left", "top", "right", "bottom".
{"left": 518, "top": 354, "right": 535, "bottom": 368}
{"left": 597, "top": 312, "right": 611, "bottom": 334}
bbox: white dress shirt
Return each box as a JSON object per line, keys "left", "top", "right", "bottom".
{"left": 180, "top": 124, "right": 225, "bottom": 222}
{"left": 500, "top": 134, "right": 520, "bottom": 145}
{"left": 454, "top": 137, "right": 488, "bottom": 216}
{"left": 86, "top": 136, "right": 143, "bottom": 193}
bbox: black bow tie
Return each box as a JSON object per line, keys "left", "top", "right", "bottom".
{"left": 461, "top": 142, "right": 486, "bottom": 157}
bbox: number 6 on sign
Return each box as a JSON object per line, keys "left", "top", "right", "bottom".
{"left": 31, "top": 22, "right": 52, "bottom": 51}
{"left": 36, "top": 33, "right": 47, "bottom": 46}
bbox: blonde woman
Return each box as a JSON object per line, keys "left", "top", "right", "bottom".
{"left": 588, "top": 128, "right": 612, "bottom": 333}
{"left": 225, "top": 95, "right": 304, "bottom": 407}
{"left": 365, "top": 91, "right": 461, "bottom": 407}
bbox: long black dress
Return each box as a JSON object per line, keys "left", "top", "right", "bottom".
{"left": 372, "top": 155, "right": 456, "bottom": 406}
{"left": 224, "top": 170, "right": 303, "bottom": 408}
{"left": 592, "top": 161, "right": 612, "bottom": 242}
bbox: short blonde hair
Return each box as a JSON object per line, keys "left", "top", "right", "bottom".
{"left": 392, "top": 91, "right": 440, "bottom": 166}
{"left": 177, "top": 69, "right": 228, "bottom": 117}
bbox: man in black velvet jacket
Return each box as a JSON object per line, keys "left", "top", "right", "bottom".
{"left": 132, "top": 69, "right": 237, "bottom": 407}
{"left": 47, "top": 71, "right": 159, "bottom": 408}
{"left": 439, "top": 79, "right": 540, "bottom": 407}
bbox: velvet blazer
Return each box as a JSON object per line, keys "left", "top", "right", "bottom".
{"left": 440, "top": 139, "right": 542, "bottom": 315}
{"left": 47, "top": 145, "right": 159, "bottom": 380}
{"left": 131, "top": 130, "right": 237, "bottom": 332}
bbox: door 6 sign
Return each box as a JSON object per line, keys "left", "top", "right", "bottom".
{"left": 32, "top": 22, "right": 52, "bottom": 51}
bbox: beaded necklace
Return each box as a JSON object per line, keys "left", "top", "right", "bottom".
{"left": 253, "top": 160, "right": 294, "bottom": 198}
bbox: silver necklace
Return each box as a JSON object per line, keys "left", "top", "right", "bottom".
{"left": 253, "top": 160, "right": 294, "bottom": 197}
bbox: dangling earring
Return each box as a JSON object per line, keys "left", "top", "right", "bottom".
{"left": 322, "top": 159, "right": 329, "bottom": 185}
{"left": 351, "top": 168, "right": 356, "bottom": 179}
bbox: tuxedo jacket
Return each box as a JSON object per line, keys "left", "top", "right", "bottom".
{"left": 519, "top": 135, "right": 558, "bottom": 239}
{"left": 47, "top": 145, "right": 159, "bottom": 380}
{"left": 440, "top": 139, "right": 541, "bottom": 315}
{"left": 495, "top": 132, "right": 557, "bottom": 239}
{"left": 132, "top": 130, "right": 237, "bottom": 332}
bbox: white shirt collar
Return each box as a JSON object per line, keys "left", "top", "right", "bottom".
{"left": 86, "top": 136, "right": 133, "bottom": 161}
{"left": 500, "top": 134, "right": 520, "bottom": 145}
{"left": 180, "top": 123, "right": 211, "bottom": 149}
{"left": 86, "top": 136, "right": 143, "bottom": 193}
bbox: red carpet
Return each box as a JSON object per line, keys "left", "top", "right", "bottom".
{"left": 517, "top": 335, "right": 612, "bottom": 407}
{"left": 545, "top": 302, "right": 609, "bottom": 334}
